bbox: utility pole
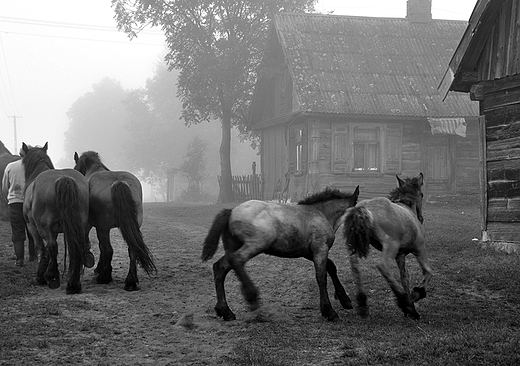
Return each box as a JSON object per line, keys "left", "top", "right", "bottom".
{"left": 9, "top": 115, "right": 21, "bottom": 152}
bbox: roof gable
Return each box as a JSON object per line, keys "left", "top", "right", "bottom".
{"left": 251, "top": 12, "right": 478, "bottom": 127}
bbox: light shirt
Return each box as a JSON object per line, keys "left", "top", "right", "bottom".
{"left": 1, "top": 159, "right": 25, "bottom": 204}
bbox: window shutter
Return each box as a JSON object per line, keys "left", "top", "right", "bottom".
{"left": 332, "top": 125, "right": 349, "bottom": 174}
{"left": 385, "top": 125, "right": 402, "bottom": 173}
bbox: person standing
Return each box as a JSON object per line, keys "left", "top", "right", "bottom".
{"left": 1, "top": 146, "right": 36, "bottom": 266}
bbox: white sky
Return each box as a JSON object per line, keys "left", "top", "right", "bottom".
{"left": 0, "top": 0, "right": 477, "bottom": 165}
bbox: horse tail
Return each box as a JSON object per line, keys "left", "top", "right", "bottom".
{"left": 111, "top": 181, "right": 157, "bottom": 276}
{"left": 201, "top": 208, "right": 232, "bottom": 261}
{"left": 55, "top": 177, "right": 85, "bottom": 272}
{"left": 344, "top": 206, "right": 372, "bottom": 258}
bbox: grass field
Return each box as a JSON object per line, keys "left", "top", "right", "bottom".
{"left": 0, "top": 196, "right": 519, "bottom": 365}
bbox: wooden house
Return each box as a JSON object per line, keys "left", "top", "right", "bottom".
{"left": 439, "top": 0, "right": 520, "bottom": 253}
{"left": 249, "top": 0, "right": 480, "bottom": 201}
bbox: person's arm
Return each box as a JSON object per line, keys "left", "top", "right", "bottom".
{"left": 1, "top": 166, "right": 10, "bottom": 201}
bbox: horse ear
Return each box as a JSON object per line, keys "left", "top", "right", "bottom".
{"left": 396, "top": 175, "right": 405, "bottom": 187}
{"left": 418, "top": 172, "right": 424, "bottom": 186}
{"left": 74, "top": 152, "right": 79, "bottom": 163}
{"left": 353, "top": 185, "right": 360, "bottom": 201}
{"left": 22, "top": 142, "right": 28, "bottom": 154}
{"left": 43, "top": 142, "right": 48, "bottom": 152}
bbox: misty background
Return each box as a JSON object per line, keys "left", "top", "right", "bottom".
{"left": 0, "top": 0, "right": 476, "bottom": 201}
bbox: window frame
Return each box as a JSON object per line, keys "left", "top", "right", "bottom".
{"left": 331, "top": 122, "right": 402, "bottom": 176}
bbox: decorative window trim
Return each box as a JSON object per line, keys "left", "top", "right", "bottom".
{"left": 332, "top": 122, "right": 402, "bottom": 175}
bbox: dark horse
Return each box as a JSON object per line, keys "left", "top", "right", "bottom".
{"left": 22, "top": 143, "right": 91, "bottom": 294}
{"left": 74, "top": 151, "right": 156, "bottom": 291}
{"left": 0, "top": 140, "right": 20, "bottom": 221}
{"left": 202, "top": 186, "right": 359, "bottom": 321}
{"left": 343, "top": 173, "right": 432, "bottom": 319}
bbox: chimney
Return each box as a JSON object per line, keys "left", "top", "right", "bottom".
{"left": 406, "top": 0, "right": 432, "bottom": 23}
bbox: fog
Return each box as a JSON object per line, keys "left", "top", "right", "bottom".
{"left": 0, "top": 0, "right": 476, "bottom": 200}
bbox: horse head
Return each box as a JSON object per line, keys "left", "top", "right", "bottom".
{"left": 22, "top": 142, "right": 53, "bottom": 181}
{"left": 74, "top": 151, "right": 109, "bottom": 177}
{"left": 393, "top": 172, "right": 424, "bottom": 224}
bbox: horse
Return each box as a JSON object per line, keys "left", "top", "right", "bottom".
{"left": 202, "top": 186, "right": 360, "bottom": 321}
{"left": 343, "top": 172, "right": 432, "bottom": 319}
{"left": 22, "top": 142, "right": 91, "bottom": 294}
{"left": 73, "top": 150, "right": 156, "bottom": 291}
{"left": 0, "top": 140, "right": 20, "bottom": 221}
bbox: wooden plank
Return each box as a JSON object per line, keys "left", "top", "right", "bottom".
{"left": 479, "top": 115, "right": 488, "bottom": 231}
{"left": 486, "top": 221, "right": 520, "bottom": 242}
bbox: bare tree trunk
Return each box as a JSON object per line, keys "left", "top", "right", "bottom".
{"left": 219, "top": 110, "right": 233, "bottom": 203}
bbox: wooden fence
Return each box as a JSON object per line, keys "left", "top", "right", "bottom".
{"left": 218, "top": 174, "right": 263, "bottom": 202}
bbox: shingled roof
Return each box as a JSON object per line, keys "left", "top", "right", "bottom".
{"left": 252, "top": 12, "right": 478, "bottom": 126}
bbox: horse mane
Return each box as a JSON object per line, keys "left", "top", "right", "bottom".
{"left": 0, "top": 140, "right": 12, "bottom": 156}
{"left": 388, "top": 175, "right": 422, "bottom": 207}
{"left": 22, "top": 145, "right": 54, "bottom": 181}
{"left": 77, "top": 151, "right": 110, "bottom": 172}
{"left": 298, "top": 187, "right": 352, "bottom": 205}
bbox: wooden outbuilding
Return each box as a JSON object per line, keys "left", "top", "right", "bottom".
{"left": 439, "top": 0, "right": 520, "bottom": 252}
{"left": 249, "top": 0, "right": 480, "bottom": 202}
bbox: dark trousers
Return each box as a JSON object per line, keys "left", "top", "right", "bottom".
{"left": 8, "top": 203, "right": 35, "bottom": 258}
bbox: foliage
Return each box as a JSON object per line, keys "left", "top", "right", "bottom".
{"left": 64, "top": 78, "right": 131, "bottom": 170}
{"left": 112, "top": 0, "right": 317, "bottom": 202}
{"left": 179, "top": 136, "right": 209, "bottom": 202}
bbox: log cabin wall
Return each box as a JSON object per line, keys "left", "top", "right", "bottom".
{"left": 482, "top": 75, "right": 520, "bottom": 243}
{"left": 286, "top": 115, "right": 480, "bottom": 202}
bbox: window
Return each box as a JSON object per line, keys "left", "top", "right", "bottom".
{"left": 289, "top": 125, "right": 307, "bottom": 174}
{"left": 295, "top": 127, "right": 304, "bottom": 173}
{"left": 353, "top": 127, "right": 380, "bottom": 171}
{"left": 331, "top": 123, "right": 402, "bottom": 175}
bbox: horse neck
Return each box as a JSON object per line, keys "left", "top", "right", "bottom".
{"left": 85, "top": 163, "right": 108, "bottom": 178}
{"left": 313, "top": 201, "right": 346, "bottom": 230}
{"left": 25, "top": 163, "right": 51, "bottom": 187}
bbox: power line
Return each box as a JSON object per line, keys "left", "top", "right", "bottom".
{"left": 0, "top": 15, "right": 164, "bottom": 46}
{"left": 0, "top": 16, "right": 163, "bottom": 36}
{"left": 0, "top": 29, "right": 164, "bottom": 46}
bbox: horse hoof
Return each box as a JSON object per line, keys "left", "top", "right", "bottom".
{"left": 47, "top": 279, "right": 60, "bottom": 289}
{"left": 66, "top": 285, "right": 82, "bottom": 294}
{"left": 96, "top": 275, "right": 112, "bottom": 284}
{"left": 336, "top": 293, "right": 353, "bottom": 309}
{"left": 405, "top": 309, "right": 421, "bottom": 320}
{"left": 36, "top": 277, "right": 47, "bottom": 286}
{"left": 84, "top": 252, "right": 95, "bottom": 268}
{"left": 412, "top": 287, "right": 426, "bottom": 302}
{"left": 215, "top": 307, "right": 236, "bottom": 321}
{"left": 124, "top": 283, "right": 139, "bottom": 291}
{"left": 357, "top": 306, "right": 369, "bottom": 318}
{"left": 324, "top": 311, "right": 339, "bottom": 322}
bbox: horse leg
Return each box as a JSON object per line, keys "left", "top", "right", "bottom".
{"left": 27, "top": 225, "right": 47, "bottom": 285}
{"left": 377, "top": 243, "right": 419, "bottom": 319}
{"left": 326, "top": 258, "right": 353, "bottom": 310}
{"left": 349, "top": 252, "right": 369, "bottom": 317}
{"left": 95, "top": 228, "right": 113, "bottom": 284}
{"left": 212, "top": 255, "right": 236, "bottom": 321}
{"left": 411, "top": 246, "right": 433, "bottom": 303}
{"left": 124, "top": 248, "right": 139, "bottom": 291}
{"left": 43, "top": 233, "right": 60, "bottom": 289}
{"left": 227, "top": 247, "right": 261, "bottom": 313}
{"left": 396, "top": 253, "right": 410, "bottom": 295}
{"left": 312, "top": 248, "right": 339, "bottom": 321}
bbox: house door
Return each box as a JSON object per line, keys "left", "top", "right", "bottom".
{"left": 423, "top": 134, "right": 453, "bottom": 196}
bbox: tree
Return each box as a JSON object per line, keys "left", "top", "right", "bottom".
{"left": 112, "top": 0, "right": 316, "bottom": 202}
{"left": 64, "top": 78, "right": 131, "bottom": 170}
{"left": 179, "top": 136, "right": 208, "bottom": 202}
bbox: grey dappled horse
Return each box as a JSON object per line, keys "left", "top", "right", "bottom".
{"left": 202, "top": 186, "right": 359, "bottom": 321}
